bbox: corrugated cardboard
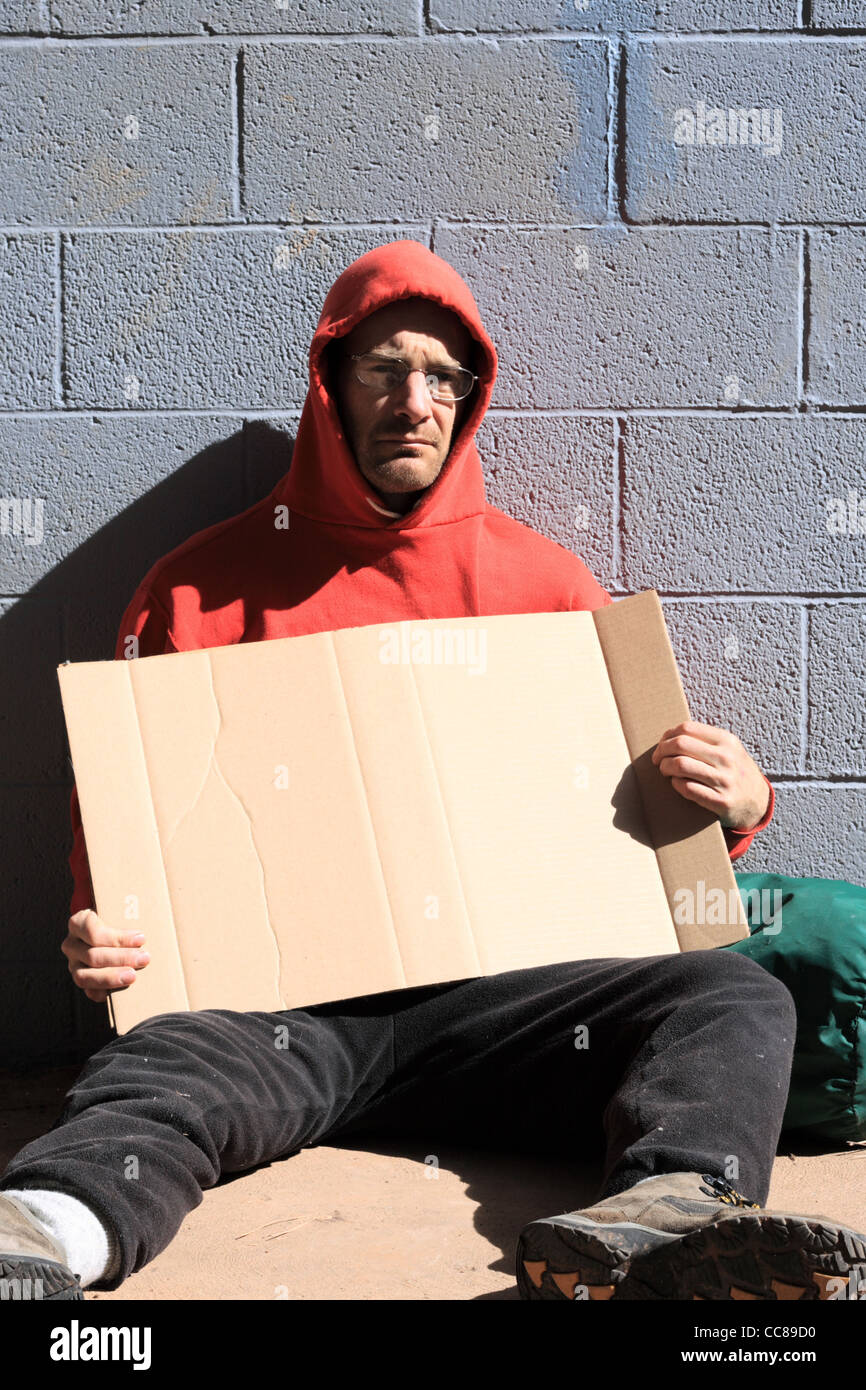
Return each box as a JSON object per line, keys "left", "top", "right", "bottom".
{"left": 57, "top": 590, "right": 748, "bottom": 1034}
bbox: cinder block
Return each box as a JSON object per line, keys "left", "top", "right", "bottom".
{"left": 243, "top": 417, "right": 296, "bottom": 507}
{"left": 430, "top": 0, "right": 796, "bottom": 32}
{"left": 809, "top": 229, "right": 866, "bottom": 406}
{"left": 243, "top": 40, "right": 608, "bottom": 223}
{"left": 474, "top": 414, "right": 615, "bottom": 589}
{"left": 435, "top": 225, "right": 799, "bottom": 408}
{"left": 0, "top": 415, "right": 245, "bottom": 598}
{"left": 0, "top": 599, "right": 65, "bottom": 782}
{"left": 0, "top": 787, "right": 79, "bottom": 967}
{"left": 620, "top": 417, "right": 866, "bottom": 593}
{"left": 662, "top": 599, "right": 802, "bottom": 774}
{"left": 736, "top": 784, "right": 866, "bottom": 884}
{"left": 50, "top": 0, "right": 418, "bottom": 34}
{"left": 0, "top": 44, "right": 234, "bottom": 225}
{"left": 625, "top": 39, "right": 866, "bottom": 222}
{"left": 807, "top": 603, "right": 866, "bottom": 776}
{"left": 63, "top": 228, "right": 429, "bottom": 409}
{"left": 810, "top": 1, "right": 866, "bottom": 24}
{"left": 0, "top": 234, "right": 55, "bottom": 408}
{"left": 0, "top": 1, "right": 46, "bottom": 32}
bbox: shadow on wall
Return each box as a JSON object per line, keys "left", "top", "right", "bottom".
{"left": 0, "top": 421, "right": 295, "bottom": 1071}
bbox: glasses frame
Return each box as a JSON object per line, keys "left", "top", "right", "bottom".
{"left": 347, "top": 352, "right": 478, "bottom": 403}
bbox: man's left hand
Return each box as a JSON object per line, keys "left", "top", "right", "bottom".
{"left": 650, "top": 719, "right": 771, "bottom": 831}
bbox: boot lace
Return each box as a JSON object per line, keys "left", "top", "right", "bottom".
{"left": 699, "top": 1173, "right": 761, "bottom": 1209}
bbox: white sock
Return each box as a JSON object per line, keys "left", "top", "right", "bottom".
{"left": 3, "top": 1188, "right": 121, "bottom": 1289}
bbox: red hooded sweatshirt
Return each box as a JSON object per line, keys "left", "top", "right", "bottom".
{"left": 67, "top": 239, "right": 773, "bottom": 916}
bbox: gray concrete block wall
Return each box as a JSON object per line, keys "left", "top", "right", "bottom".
{"left": 0, "top": 5, "right": 863, "bottom": 1067}
{"left": 0, "top": 2, "right": 46, "bottom": 33}
{"left": 50, "top": 2, "right": 418, "bottom": 36}
{"left": 0, "top": 44, "right": 236, "bottom": 225}
{"left": 436, "top": 226, "right": 800, "bottom": 407}
{"left": 242, "top": 41, "right": 609, "bottom": 222}
{"left": 625, "top": 41, "right": 866, "bottom": 223}
{"left": 0, "top": 234, "right": 56, "bottom": 408}
{"left": 810, "top": 229, "right": 866, "bottom": 404}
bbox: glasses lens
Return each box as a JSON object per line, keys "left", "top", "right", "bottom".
{"left": 354, "top": 356, "right": 474, "bottom": 401}
{"left": 426, "top": 368, "right": 474, "bottom": 401}
{"left": 355, "top": 356, "right": 405, "bottom": 390}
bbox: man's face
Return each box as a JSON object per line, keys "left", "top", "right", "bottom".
{"left": 330, "top": 297, "right": 475, "bottom": 515}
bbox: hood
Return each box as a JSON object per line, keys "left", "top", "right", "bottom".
{"left": 276, "top": 239, "right": 498, "bottom": 531}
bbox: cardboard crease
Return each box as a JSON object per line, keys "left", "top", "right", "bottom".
{"left": 406, "top": 648, "right": 484, "bottom": 978}
{"left": 328, "top": 630, "right": 409, "bottom": 990}
{"left": 203, "top": 653, "right": 286, "bottom": 1009}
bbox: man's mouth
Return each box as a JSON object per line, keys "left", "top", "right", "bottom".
{"left": 378, "top": 437, "right": 433, "bottom": 446}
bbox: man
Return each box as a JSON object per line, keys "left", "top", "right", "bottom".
{"left": 1, "top": 240, "right": 862, "bottom": 1302}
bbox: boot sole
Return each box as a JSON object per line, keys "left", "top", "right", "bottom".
{"left": 623, "top": 1212, "right": 866, "bottom": 1302}
{"left": 516, "top": 1215, "right": 681, "bottom": 1300}
{"left": 0, "top": 1254, "right": 83, "bottom": 1301}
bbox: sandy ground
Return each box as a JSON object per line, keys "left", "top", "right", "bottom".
{"left": 2, "top": 1066, "right": 865, "bottom": 1301}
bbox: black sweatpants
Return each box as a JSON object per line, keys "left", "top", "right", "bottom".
{"left": 0, "top": 950, "right": 796, "bottom": 1291}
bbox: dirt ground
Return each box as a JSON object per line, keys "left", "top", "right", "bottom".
{"left": 2, "top": 1066, "right": 864, "bottom": 1301}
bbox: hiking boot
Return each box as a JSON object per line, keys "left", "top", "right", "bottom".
{"left": 516, "top": 1171, "right": 866, "bottom": 1301}
{"left": 0, "top": 1193, "right": 83, "bottom": 1301}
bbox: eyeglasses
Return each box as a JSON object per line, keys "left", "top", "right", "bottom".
{"left": 347, "top": 353, "right": 477, "bottom": 403}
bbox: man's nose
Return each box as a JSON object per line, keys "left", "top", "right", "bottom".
{"left": 392, "top": 369, "right": 434, "bottom": 418}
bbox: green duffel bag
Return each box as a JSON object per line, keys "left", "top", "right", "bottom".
{"left": 721, "top": 871, "right": 866, "bottom": 1142}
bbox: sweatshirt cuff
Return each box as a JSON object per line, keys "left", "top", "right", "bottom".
{"left": 725, "top": 776, "right": 775, "bottom": 837}
{"left": 723, "top": 777, "right": 775, "bottom": 862}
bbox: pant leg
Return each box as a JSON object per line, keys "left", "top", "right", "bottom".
{"left": 0, "top": 1000, "right": 397, "bottom": 1289}
{"left": 330, "top": 949, "right": 797, "bottom": 1206}
{"left": 0, "top": 950, "right": 797, "bottom": 1288}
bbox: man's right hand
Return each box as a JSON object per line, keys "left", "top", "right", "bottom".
{"left": 62, "top": 909, "right": 150, "bottom": 1003}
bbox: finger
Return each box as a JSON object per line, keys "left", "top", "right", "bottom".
{"left": 655, "top": 719, "right": 727, "bottom": 744}
{"left": 70, "top": 964, "right": 138, "bottom": 992}
{"left": 69, "top": 908, "right": 97, "bottom": 930}
{"left": 70, "top": 910, "right": 123, "bottom": 948}
{"left": 62, "top": 933, "right": 144, "bottom": 961}
{"left": 72, "top": 919, "right": 146, "bottom": 950}
{"left": 677, "top": 720, "right": 730, "bottom": 744}
{"left": 70, "top": 911, "right": 145, "bottom": 950}
{"left": 653, "top": 734, "right": 730, "bottom": 769}
{"left": 657, "top": 754, "right": 728, "bottom": 790}
{"left": 65, "top": 945, "right": 149, "bottom": 971}
{"left": 670, "top": 776, "right": 729, "bottom": 813}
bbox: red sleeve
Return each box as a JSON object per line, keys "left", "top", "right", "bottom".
{"left": 67, "top": 585, "right": 178, "bottom": 918}
{"left": 568, "top": 569, "right": 613, "bottom": 611}
{"left": 723, "top": 775, "right": 775, "bottom": 864}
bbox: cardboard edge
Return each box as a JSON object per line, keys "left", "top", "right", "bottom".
{"left": 592, "top": 593, "right": 748, "bottom": 950}
{"left": 57, "top": 658, "right": 192, "bottom": 1033}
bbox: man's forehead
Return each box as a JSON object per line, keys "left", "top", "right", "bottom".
{"left": 341, "top": 297, "right": 471, "bottom": 358}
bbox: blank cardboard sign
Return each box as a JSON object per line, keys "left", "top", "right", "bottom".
{"left": 57, "top": 590, "right": 747, "bottom": 1033}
